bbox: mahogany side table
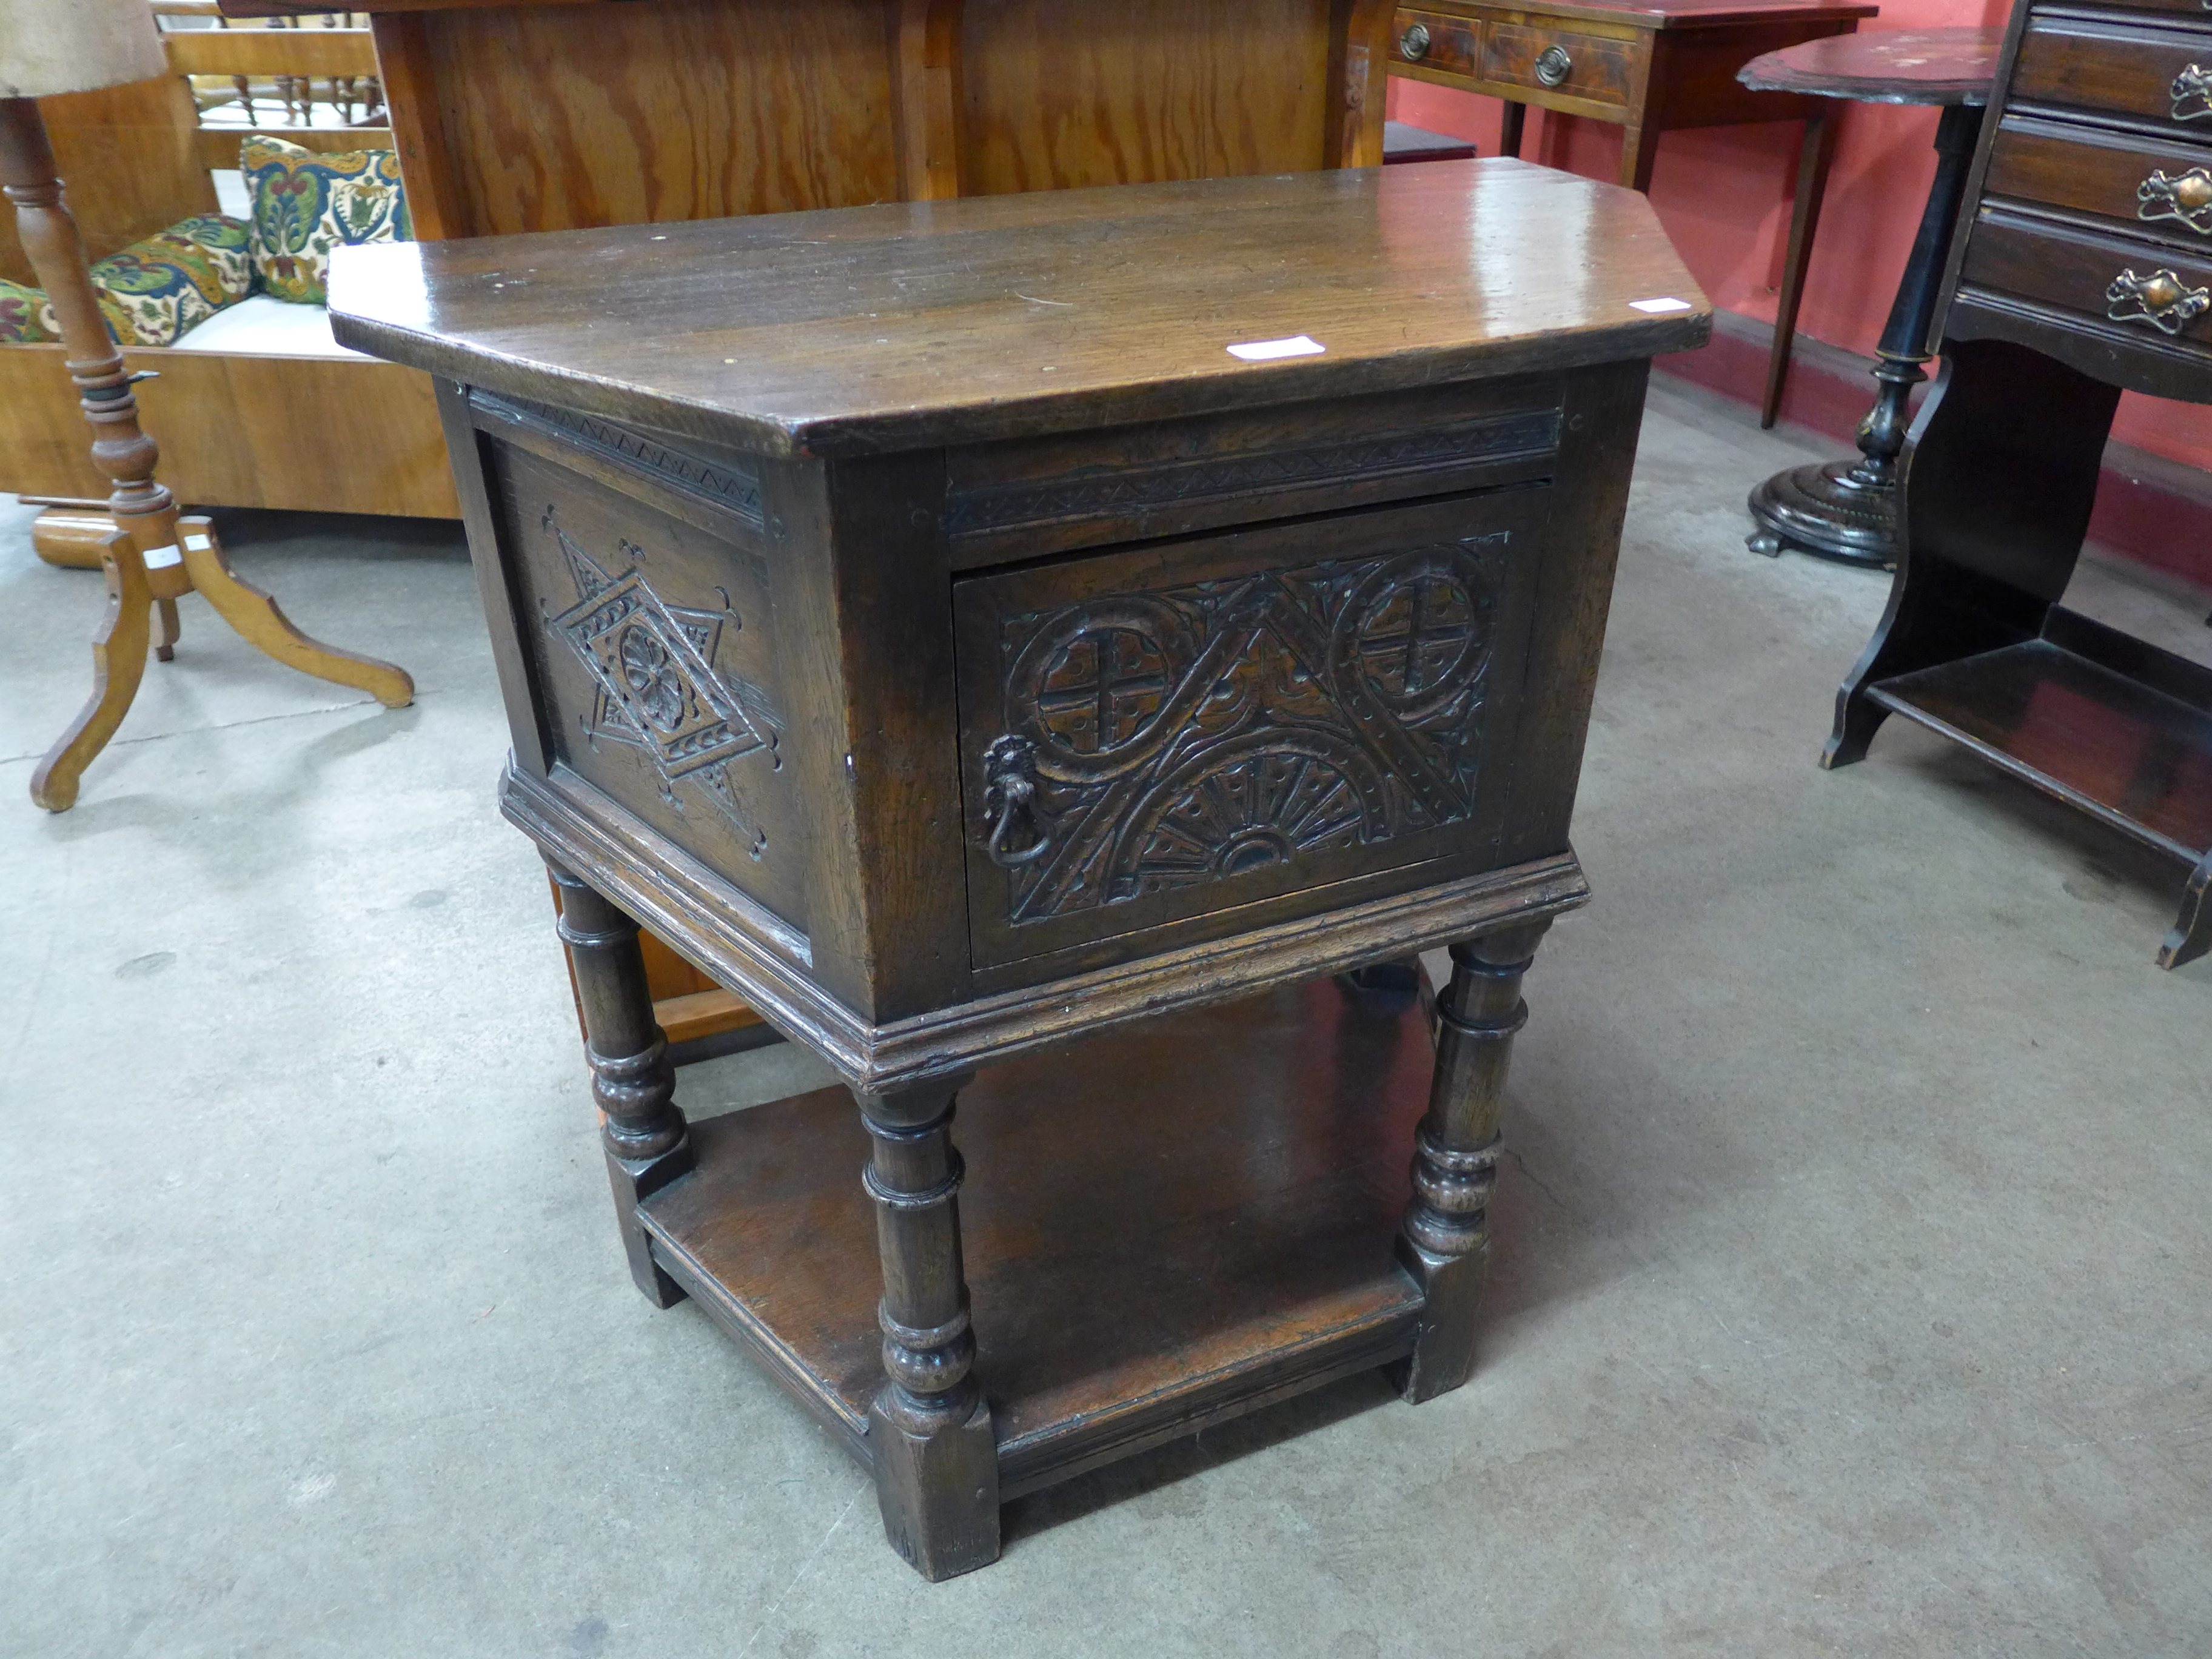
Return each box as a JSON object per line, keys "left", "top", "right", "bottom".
{"left": 330, "top": 159, "right": 1709, "bottom": 1580}
{"left": 1389, "top": 0, "right": 1876, "bottom": 420}
{"left": 1741, "top": 27, "right": 2003, "bottom": 567}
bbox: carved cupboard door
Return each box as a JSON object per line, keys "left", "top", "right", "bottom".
{"left": 951, "top": 487, "right": 1554, "bottom": 981}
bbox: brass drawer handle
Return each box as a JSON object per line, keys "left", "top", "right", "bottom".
{"left": 2106, "top": 267, "right": 2211, "bottom": 334}
{"left": 981, "top": 734, "right": 1050, "bottom": 868}
{"left": 2140, "top": 167, "right": 2212, "bottom": 233}
{"left": 1534, "top": 44, "right": 1572, "bottom": 87}
{"left": 2173, "top": 62, "right": 2212, "bottom": 121}
{"left": 1399, "top": 22, "right": 1430, "bottom": 60}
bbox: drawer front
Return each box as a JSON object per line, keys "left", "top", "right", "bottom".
{"left": 1986, "top": 117, "right": 2212, "bottom": 244}
{"left": 1960, "top": 206, "right": 2212, "bottom": 352}
{"left": 943, "top": 376, "right": 1563, "bottom": 568}
{"left": 1483, "top": 22, "right": 1636, "bottom": 108}
{"left": 1395, "top": 7, "right": 1481, "bottom": 77}
{"left": 953, "top": 488, "right": 1552, "bottom": 976}
{"left": 2014, "top": 18, "right": 2212, "bottom": 129}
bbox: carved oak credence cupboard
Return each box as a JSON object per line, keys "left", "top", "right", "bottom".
{"left": 330, "top": 158, "right": 1709, "bottom": 1578}
{"left": 1825, "top": 0, "right": 2212, "bottom": 968}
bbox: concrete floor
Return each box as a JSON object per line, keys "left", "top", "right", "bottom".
{"left": 4, "top": 382, "right": 2209, "bottom": 1657}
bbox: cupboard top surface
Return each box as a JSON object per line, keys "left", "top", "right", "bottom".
{"left": 328, "top": 159, "right": 1707, "bottom": 457}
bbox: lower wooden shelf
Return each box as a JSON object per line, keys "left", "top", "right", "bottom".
{"left": 1868, "top": 607, "right": 2212, "bottom": 863}
{"left": 1865, "top": 605, "right": 2212, "bottom": 968}
{"left": 640, "top": 978, "right": 1437, "bottom": 1500}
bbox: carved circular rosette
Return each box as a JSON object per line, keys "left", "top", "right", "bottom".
{"left": 1329, "top": 546, "right": 1496, "bottom": 724}
{"left": 1005, "top": 596, "right": 1203, "bottom": 783}
{"left": 616, "top": 623, "right": 687, "bottom": 731}
{"left": 1404, "top": 1127, "right": 1502, "bottom": 1258}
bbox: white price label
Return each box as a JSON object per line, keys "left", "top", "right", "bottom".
{"left": 1227, "top": 335, "right": 1326, "bottom": 361}
{"left": 142, "top": 543, "right": 183, "bottom": 569}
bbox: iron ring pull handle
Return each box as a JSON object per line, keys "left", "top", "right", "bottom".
{"left": 2106, "top": 267, "right": 2212, "bottom": 335}
{"left": 1399, "top": 22, "right": 1430, "bottom": 60}
{"left": 1534, "top": 44, "right": 1573, "bottom": 87}
{"left": 981, "top": 734, "right": 1050, "bottom": 868}
{"left": 2172, "top": 62, "right": 2212, "bottom": 121}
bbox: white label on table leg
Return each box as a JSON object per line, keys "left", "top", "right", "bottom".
{"left": 142, "top": 543, "right": 183, "bottom": 569}
{"left": 1227, "top": 335, "right": 1327, "bottom": 361}
{"left": 183, "top": 533, "right": 211, "bottom": 551}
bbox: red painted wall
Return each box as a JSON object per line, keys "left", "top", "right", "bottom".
{"left": 1387, "top": 3, "right": 2212, "bottom": 474}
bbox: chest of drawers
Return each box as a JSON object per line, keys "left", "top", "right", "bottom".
{"left": 1825, "top": 0, "right": 2212, "bottom": 970}
{"left": 1950, "top": 0, "right": 2212, "bottom": 380}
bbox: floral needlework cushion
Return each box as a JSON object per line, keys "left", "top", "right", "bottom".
{"left": 243, "top": 135, "right": 412, "bottom": 306}
{"left": 0, "top": 278, "right": 57, "bottom": 342}
{"left": 87, "top": 215, "right": 253, "bottom": 347}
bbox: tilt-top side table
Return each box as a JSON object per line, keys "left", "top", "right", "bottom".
{"left": 331, "top": 158, "right": 1709, "bottom": 1580}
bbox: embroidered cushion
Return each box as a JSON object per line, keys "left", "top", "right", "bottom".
{"left": 0, "top": 278, "right": 56, "bottom": 342}
{"left": 243, "top": 134, "right": 412, "bottom": 305}
{"left": 0, "top": 216, "right": 251, "bottom": 347}
{"left": 88, "top": 214, "right": 253, "bottom": 346}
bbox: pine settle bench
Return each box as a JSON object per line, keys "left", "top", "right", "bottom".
{"left": 329, "top": 157, "right": 1709, "bottom": 1580}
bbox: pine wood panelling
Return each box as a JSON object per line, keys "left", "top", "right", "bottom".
{"left": 0, "top": 75, "right": 215, "bottom": 284}
{"left": 412, "top": 0, "right": 902, "bottom": 235}
{"left": 193, "top": 125, "right": 396, "bottom": 171}
{"left": 367, "top": 13, "right": 465, "bottom": 240}
{"left": 894, "top": 0, "right": 966, "bottom": 200}
{"left": 959, "top": 0, "right": 1336, "bottom": 196}
{"left": 0, "top": 346, "right": 458, "bottom": 518}
{"left": 166, "top": 28, "right": 381, "bottom": 78}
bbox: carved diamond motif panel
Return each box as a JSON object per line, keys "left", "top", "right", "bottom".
{"left": 541, "top": 506, "right": 780, "bottom": 855}
{"left": 991, "top": 535, "right": 1510, "bottom": 925}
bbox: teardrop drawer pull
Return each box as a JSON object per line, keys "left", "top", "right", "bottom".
{"left": 2106, "top": 267, "right": 2211, "bottom": 335}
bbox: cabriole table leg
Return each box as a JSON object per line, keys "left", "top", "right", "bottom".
{"left": 1393, "top": 919, "right": 1552, "bottom": 1403}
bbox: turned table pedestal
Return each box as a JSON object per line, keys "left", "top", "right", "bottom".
{"left": 332, "top": 158, "right": 1708, "bottom": 1578}
{"left": 1740, "top": 26, "right": 2002, "bottom": 568}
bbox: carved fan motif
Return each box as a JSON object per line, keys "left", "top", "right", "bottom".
{"left": 1119, "top": 740, "right": 1369, "bottom": 897}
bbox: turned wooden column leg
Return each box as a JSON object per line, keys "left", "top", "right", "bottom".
{"left": 549, "top": 863, "right": 694, "bottom": 1309}
{"left": 1393, "top": 917, "right": 1550, "bottom": 1403}
{"left": 856, "top": 1076, "right": 999, "bottom": 1581}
